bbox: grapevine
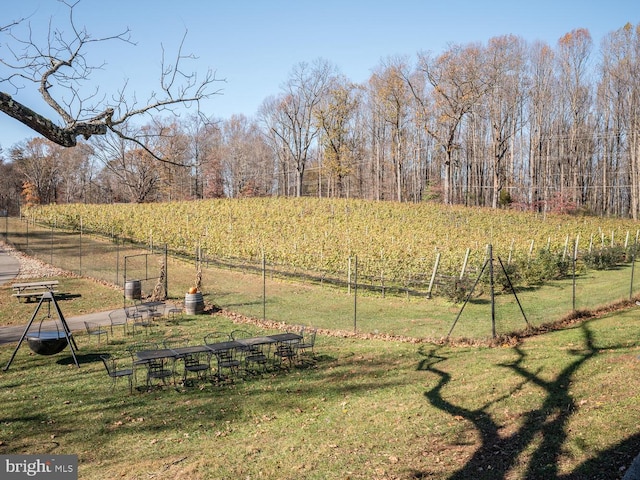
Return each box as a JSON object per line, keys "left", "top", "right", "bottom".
{"left": 25, "top": 198, "right": 640, "bottom": 290}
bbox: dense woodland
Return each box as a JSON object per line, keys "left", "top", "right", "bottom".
{"left": 2, "top": 24, "right": 640, "bottom": 218}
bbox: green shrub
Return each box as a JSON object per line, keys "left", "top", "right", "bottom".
{"left": 493, "top": 260, "right": 520, "bottom": 291}
{"left": 623, "top": 245, "right": 638, "bottom": 263}
{"left": 510, "top": 249, "right": 572, "bottom": 286}
{"left": 582, "top": 246, "right": 626, "bottom": 270}
{"left": 438, "top": 275, "right": 474, "bottom": 303}
{"left": 499, "top": 189, "right": 513, "bottom": 208}
{"left": 450, "top": 249, "right": 570, "bottom": 294}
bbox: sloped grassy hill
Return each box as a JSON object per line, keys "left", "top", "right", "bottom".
{"left": 28, "top": 198, "right": 639, "bottom": 283}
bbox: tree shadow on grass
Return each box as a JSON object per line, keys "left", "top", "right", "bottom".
{"left": 417, "top": 321, "right": 638, "bottom": 479}
{"left": 561, "top": 432, "right": 640, "bottom": 479}
{"left": 57, "top": 352, "right": 103, "bottom": 366}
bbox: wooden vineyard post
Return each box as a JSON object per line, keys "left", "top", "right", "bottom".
{"left": 489, "top": 244, "right": 496, "bottom": 339}
{"left": 427, "top": 252, "right": 441, "bottom": 299}
{"left": 460, "top": 248, "right": 470, "bottom": 279}
{"left": 347, "top": 257, "right": 352, "bottom": 296}
{"left": 573, "top": 236, "right": 579, "bottom": 311}
{"left": 262, "top": 251, "right": 267, "bottom": 322}
{"left": 630, "top": 241, "right": 637, "bottom": 301}
{"left": 353, "top": 255, "right": 358, "bottom": 333}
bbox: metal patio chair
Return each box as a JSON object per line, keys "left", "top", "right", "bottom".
{"left": 204, "top": 332, "right": 231, "bottom": 344}
{"left": 108, "top": 309, "right": 128, "bottom": 336}
{"left": 128, "top": 340, "right": 173, "bottom": 388}
{"left": 212, "top": 346, "right": 240, "bottom": 381}
{"left": 100, "top": 354, "right": 134, "bottom": 394}
{"left": 273, "top": 342, "right": 297, "bottom": 368}
{"left": 295, "top": 327, "right": 317, "bottom": 362}
{"left": 84, "top": 321, "right": 109, "bottom": 345}
{"left": 145, "top": 357, "right": 174, "bottom": 387}
{"left": 204, "top": 332, "right": 240, "bottom": 381}
{"left": 165, "top": 301, "right": 184, "bottom": 323}
{"left": 125, "top": 305, "right": 153, "bottom": 336}
{"left": 231, "top": 329, "right": 269, "bottom": 373}
{"left": 126, "top": 341, "right": 159, "bottom": 387}
{"left": 163, "top": 336, "right": 210, "bottom": 385}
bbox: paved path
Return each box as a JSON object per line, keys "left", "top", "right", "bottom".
{"left": 0, "top": 246, "right": 168, "bottom": 345}
{"left": 0, "top": 243, "right": 20, "bottom": 285}
{"left": 0, "top": 305, "right": 123, "bottom": 346}
{"left": 626, "top": 457, "right": 640, "bottom": 480}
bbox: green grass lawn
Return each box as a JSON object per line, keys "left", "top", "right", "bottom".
{"left": 2, "top": 224, "right": 640, "bottom": 479}
{"left": 6, "top": 215, "right": 640, "bottom": 342}
{"left": 0, "top": 291, "right": 639, "bottom": 479}
{"left": 0, "top": 276, "right": 125, "bottom": 327}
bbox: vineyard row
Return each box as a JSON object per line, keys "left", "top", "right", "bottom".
{"left": 23, "top": 198, "right": 640, "bottom": 292}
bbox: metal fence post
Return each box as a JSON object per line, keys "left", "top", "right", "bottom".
{"left": 353, "top": 255, "right": 358, "bottom": 333}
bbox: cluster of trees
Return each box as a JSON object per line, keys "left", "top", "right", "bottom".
{"left": 0, "top": 114, "right": 271, "bottom": 209}
{"left": 2, "top": 8, "right": 640, "bottom": 219}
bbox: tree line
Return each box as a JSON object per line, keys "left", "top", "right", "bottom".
{"left": 2, "top": 22, "right": 640, "bottom": 219}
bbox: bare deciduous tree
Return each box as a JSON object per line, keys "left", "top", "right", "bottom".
{"left": 0, "top": 1, "right": 221, "bottom": 163}
{"left": 56, "top": 141, "right": 95, "bottom": 203}
{"left": 220, "top": 114, "right": 272, "bottom": 198}
{"left": 314, "top": 76, "right": 360, "bottom": 198}
{"left": 369, "top": 58, "right": 413, "bottom": 202}
{"left": 260, "top": 59, "right": 335, "bottom": 197}
{"left": 527, "top": 41, "right": 557, "bottom": 211}
{"left": 10, "top": 138, "right": 61, "bottom": 205}
{"left": 0, "top": 153, "right": 23, "bottom": 214}
{"left": 92, "top": 126, "right": 161, "bottom": 203}
{"left": 556, "top": 28, "right": 594, "bottom": 208}
{"left": 417, "top": 44, "right": 485, "bottom": 204}
{"left": 483, "top": 35, "right": 527, "bottom": 208}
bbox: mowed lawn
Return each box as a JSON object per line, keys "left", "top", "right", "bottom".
{"left": 0, "top": 272, "right": 639, "bottom": 479}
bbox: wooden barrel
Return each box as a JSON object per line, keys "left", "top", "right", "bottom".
{"left": 184, "top": 292, "right": 204, "bottom": 314}
{"left": 124, "top": 280, "right": 142, "bottom": 300}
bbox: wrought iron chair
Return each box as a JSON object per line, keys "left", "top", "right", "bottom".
{"left": 204, "top": 332, "right": 231, "bottom": 344}
{"left": 127, "top": 342, "right": 158, "bottom": 385}
{"left": 231, "top": 329, "right": 269, "bottom": 373}
{"left": 272, "top": 330, "right": 301, "bottom": 369}
{"left": 165, "top": 301, "right": 184, "bottom": 323}
{"left": 295, "top": 327, "right": 317, "bottom": 362}
{"left": 211, "top": 346, "right": 240, "bottom": 381}
{"left": 163, "top": 336, "right": 210, "bottom": 385}
{"left": 100, "top": 354, "right": 134, "bottom": 394}
{"left": 108, "top": 309, "right": 128, "bottom": 336}
{"left": 274, "top": 341, "right": 298, "bottom": 368}
{"left": 145, "top": 302, "right": 164, "bottom": 322}
{"left": 125, "top": 305, "right": 153, "bottom": 336}
{"left": 204, "top": 332, "right": 240, "bottom": 381}
{"left": 145, "top": 357, "right": 174, "bottom": 387}
{"left": 84, "top": 321, "right": 109, "bottom": 345}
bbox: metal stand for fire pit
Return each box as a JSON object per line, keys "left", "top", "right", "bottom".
{"left": 3, "top": 291, "right": 79, "bottom": 371}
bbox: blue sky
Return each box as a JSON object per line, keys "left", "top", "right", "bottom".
{"left": 0, "top": 0, "right": 637, "bottom": 150}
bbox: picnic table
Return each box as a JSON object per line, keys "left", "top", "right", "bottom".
{"left": 11, "top": 280, "right": 59, "bottom": 302}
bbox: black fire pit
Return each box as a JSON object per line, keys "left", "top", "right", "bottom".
{"left": 3, "top": 291, "right": 80, "bottom": 371}
{"left": 27, "top": 330, "right": 69, "bottom": 356}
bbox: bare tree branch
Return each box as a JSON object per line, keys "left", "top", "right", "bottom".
{"left": 0, "top": 90, "right": 105, "bottom": 146}
{"left": 108, "top": 125, "right": 187, "bottom": 167}
{"left": 0, "top": 0, "right": 222, "bottom": 156}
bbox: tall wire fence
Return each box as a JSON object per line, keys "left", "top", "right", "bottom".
{"left": 3, "top": 216, "right": 640, "bottom": 341}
